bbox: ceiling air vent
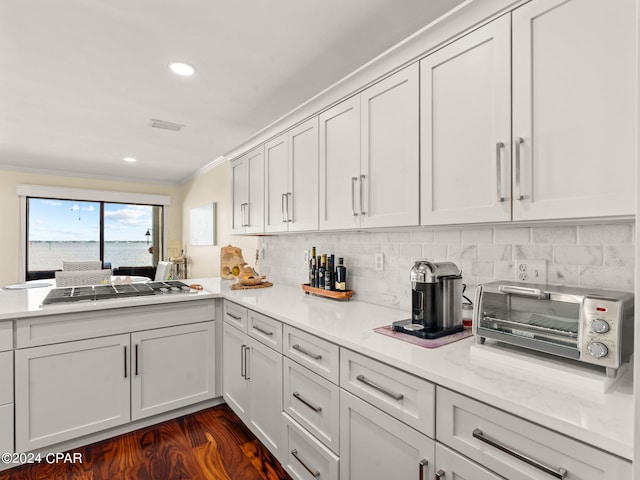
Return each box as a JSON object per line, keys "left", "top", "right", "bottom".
{"left": 150, "top": 119, "right": 185, "bottom": 131}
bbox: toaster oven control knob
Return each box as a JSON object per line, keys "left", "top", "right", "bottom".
{"left": 590, "top": 319, "right": 610, "bottom": 334}
{"left": 587, "top": 342, "right": 609, "bottom": 358}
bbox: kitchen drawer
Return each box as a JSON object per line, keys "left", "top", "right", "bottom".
{"left": 284, "top": 326, "right": 339, "bottom": 384}
{"left": 223, "top": 301, "right": 248, "bottom": 332}
{"left": 0, "top": 403, "right": 13, "bottom": 453}
{"left": 16, "top": 301, "right": 215, "bottom": 348}
{"left": 0, "top": 321, "right": 12, "bottom": 351}
{"left": 284, "top": 357, "right": 339, "bottom": 454}
{"left": 282, "top": 412, "right": 339, "bottom": 480}
{"left": 0, "top": 351, "right": 13, "bottom": 405}
{"left": 435, "top": 443, "right": 504, "bottom": 480}
{"left": 340, "top": 348, "right": 435, "bottom": 438}
{"left": 248, "top": 310, "right": 282, "bottom": 352}
{"left": 437, "top": 387, "right": 632, "bottom": 480}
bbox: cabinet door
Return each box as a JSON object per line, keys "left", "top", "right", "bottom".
{"left": 15, "top": 335, "right": 130, "bottom": 452}
{"left": 319, "top": 95, "right": 361, "bottom": 230}
{"left": 0, "top": 404, "right": 13, "bottom": 454}
{"left": 340, "top": 390, "right": 435, "bottom": 480}
{"left": 361, "top": 64, "right": 419, "bottom": 228}
{"left": 231, "top": 156, "right": 249, "bottom": 234}
{"left": 288, "top": 117, "right": 319, "bottom": 232}
{"left": 436, "top": 443, "right": 504, "bottom": 480}
{"left": 248, "top": 337, "right": 283, "bottom": 460}
{"left": 222, "top": 322, "right": 250, "bottom": 423}
{"left": 131, "top": 322, "right": 215, "bottom": 421}
{"left": 420, "top": 15, "right": 511, "bottom": 225}
{"left": 246, "top": 146, "right": 265, "bottom": 234}
{"left": 265, "top": 133, "right": 290, "bottom": 233}
{"left": 512, "top": 0, "right": 635, "bottom": 220}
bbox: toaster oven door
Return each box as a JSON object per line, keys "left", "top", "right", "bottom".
{"left": 476, "top": 288, "right": 582, "bottom": 359}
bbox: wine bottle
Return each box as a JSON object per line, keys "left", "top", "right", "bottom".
{"left": 309, "top": 247, "right": 316, "bottom": 287}
{"left": 325, "top": 254, "right": 334, "bottom": 290}
{"left": 318, "top": 254, "right": 326, "bottom": 289}
{"left": 335, "top": 257, "right": 347, "bottom": 291}
{"left": 314, "top": 256, "right": 321, "bottom": 287}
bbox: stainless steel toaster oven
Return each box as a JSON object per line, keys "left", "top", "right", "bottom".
{"left": 473, "top": 281, "right": 634, "bottom": 377}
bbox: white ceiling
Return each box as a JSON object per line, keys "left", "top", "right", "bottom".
{"left": 0, "top": 0, "right": 465, "bottom": 185}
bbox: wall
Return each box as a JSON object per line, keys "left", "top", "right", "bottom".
{"left": 257, "top": 222, "right": 635, "bottom": 310}
{"left": 0, "top": 169, "right": 182, "bottom": 286}
{"left": 179, "top": 162, "right": 258, "bottom": 278}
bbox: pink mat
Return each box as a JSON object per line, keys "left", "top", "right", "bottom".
{"left": 374, "top": 324, "right": 473, "bottom": 348}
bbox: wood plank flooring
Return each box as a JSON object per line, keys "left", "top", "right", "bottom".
{"left": 0, "top": 404, "right": 292, "bottom": 480}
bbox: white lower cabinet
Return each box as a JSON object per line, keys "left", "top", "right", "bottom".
{"left": 0, "top": 403, "right": 13, "bottom": 454}
{"left": 282, "top": 412, "right": 339, "bottom": 480}
{"left": 340, "top": 390, "right": 435, "bottom": 480}
{"left": 435, "top": 443, "right": 503, "bottom": 480}
{"left": 222, "top": 305, "right": 283, "bottom": 460}
{"left": 15, "top": 334, "right": 131, "bottom": 452}
{"left": 436, "top": 387, "right": 631, "bottom": 480}
{"left": 131, "top": 322, "right": 215, "bottom": 420}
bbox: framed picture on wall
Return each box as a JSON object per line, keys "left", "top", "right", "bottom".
{"left": 189, "top": 202, "right": 216, "bottom": 245}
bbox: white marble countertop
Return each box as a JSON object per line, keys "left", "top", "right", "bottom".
{"left": 0, "top": 277, "right": 633, "bottom": 459}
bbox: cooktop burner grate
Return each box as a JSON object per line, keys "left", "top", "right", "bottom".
{"left": 42, "top": 281, "right": 192, "bottom": 305}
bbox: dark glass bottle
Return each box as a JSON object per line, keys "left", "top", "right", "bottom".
{"left": 335, "top": 257, "right": 347, "bottom": 291}
{"left": 318, "top": 254, "right": 326, "bottom": 289}
{"left": 314, "top": 256, "right": 321, "bottom": 287}
{"left": 324, "top": 254, "right": 334, "bottom": 290}
{"left": 309, "top": 247, "right": 316, "bottom": 286}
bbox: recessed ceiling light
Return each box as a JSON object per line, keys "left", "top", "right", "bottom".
{"left": 123, "top": 157, "right": 137, "bottom": 163}
{"left": 169, "top": 61, "right": 196, "bottom": 76}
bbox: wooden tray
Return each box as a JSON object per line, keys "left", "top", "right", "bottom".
{"left": 301, "top": 284, "right": 353, "bottom": 300}
{"left": 230, "top": 282, "right": 273, "bottom": 290}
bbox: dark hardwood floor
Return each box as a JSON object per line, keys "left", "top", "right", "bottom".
{"left": 0, "top": 404, "right": 292, "bottom": 480}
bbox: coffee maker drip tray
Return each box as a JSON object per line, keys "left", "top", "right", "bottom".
{"left": 392, "top": 319, "right": 464, "bottom": 339}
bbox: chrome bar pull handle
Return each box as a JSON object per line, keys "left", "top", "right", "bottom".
{"left": 351, "top": 176, "right": 359, "bottom": 216}
{"left": 244, "top": 202, "right": 250, "bottom": 227}
{"left": 418, "top": 458, "right": 428, "bottom": 480}
{"left": 473, "top": 429, "right": 567, "bottom": 479}
{"left": 244, "top": 345, "right": 250, "bottom": 380}
{"left": 135, "top": 344, "right": 139, "bottom": 376}
{"left": 293, "top": 392, "right": 323, "bottom": 413}
{"left": 356, "top": 374, "right": 404, "bottom": 401}
{"left": 515, "top": 137, "right": 525, "bottom": 200}
{"left": 291, "top": 449, "right": 320, "bottom": 478}
{"left": 240, "top": 345, "right": 246, "bottom": 378}
{"left": 359, "top": 174, "right": 366, "bottom": 215}
{"left": 226, "top": 312, "right": 242, "bottom": 321}
{"left": 292, "top": 344, "right": 322, "bottom": 360}
{"left": 252, "top": 325, "right": 273, "bottom": 337}
{"left": 281, "top": 193, "right": 287, "bottom": 223}
{"left": 435, "top": 469, "right": 446, "bottom": 479}
{"left": 496, "top": 141, "right": 505, "bottom": 202}
{"left": 124, "top": 345, "right": 128, "bottom": 378}
{"left": 286, "top": 192, "right": 292, "bottom": 222}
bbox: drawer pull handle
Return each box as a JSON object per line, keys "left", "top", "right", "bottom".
{"left": 356, "top": 374, "right": 404, "bottom": 401}
{"left": 418, "top": 458, "right": 428, "bottom": 480}
{"left": 472, "top": 429, "right": 567, "bottom": 479}
{"left": 293, "top": 392, "right": 322, "bottom": 413}
{"left": 252, "top": 325, "right": 274, "bottom": 337}
{"left": 291, "top": 449, "right": 320, "bottom": 477}
{"left": 226, "top": 312, "right": 242, "bottom": 321}
{"left": 435, "top": 469, "right": 445, "bottom": 479}
{"left": 292, "top": 344, "right": 322, "bottom": 360}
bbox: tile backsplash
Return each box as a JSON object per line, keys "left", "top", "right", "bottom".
{"left": 256, "top": 222, "right": 635, "bottom": 311}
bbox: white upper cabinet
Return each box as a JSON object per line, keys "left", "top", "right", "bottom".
{"left": 232, "top": 146, "right": 264, "bottom": 234}
{"left": 319, "top": 95, "right": 361, "bottom": 230}
{"left": 420, "top": 15, "right": 511, "bottom": 225}
{"left": 320, "top": 64, "right": 420, "bottom": 230}
{"left": 360, "top": 63, "right": 420, "bottom": 228}
{"left": 511, "top": 0, "right": 635, "bottom": 220}
{"left": 265, "top": 117, "right": 319, "bottom": 233}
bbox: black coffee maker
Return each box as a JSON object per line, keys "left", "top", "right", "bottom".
{"left": 393, "top": 260, "right": 464, "bottom": 339}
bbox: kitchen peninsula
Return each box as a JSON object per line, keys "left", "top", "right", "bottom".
{"left": 0, "top": 279, "right": 632, "bottom": 478}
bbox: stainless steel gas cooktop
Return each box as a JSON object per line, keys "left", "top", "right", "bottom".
{"left": 42, "top": 281, "right": 192, "bottom": 305}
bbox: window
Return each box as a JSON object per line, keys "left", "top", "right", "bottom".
{"left": 26, "top": 197, "right": 163, "bottom": 280}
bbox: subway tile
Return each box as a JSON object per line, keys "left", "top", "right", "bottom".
{"left": 578, "top": 223, "right": 634, "bottom": 244}
{"left": 447, "top": 245, "right": 478, "bottom": 260}
{"left": 494, "top": 227, "right": 530, "bottom": 244}
{"left": 422, "top": 244, "right": 447, "bottom": 259}
{"left": 532, "top": 226, "right": 577, "bottom": 244}
{"left": 478, "top": 244, "right": 512, "bottom": 261}
{"left": 471, "top": 261, "right": 494, "bottom": 277}
{"left": 462, "top": 228, "right": 493, "bottom": 243}
{"left": 434, "top": 230, "right": 461, "bottom": 244}
{"left": 409, "top": 230, "right": 435, "bottom": 243}
{"left": 494, "top": 262, "right": 515, "bottom": 281}
{"left": 554, "top": 245, "right": 602, "bottom": 266}
{"left": 514, "top": 244, "right": 553, "bottom": 260}
{"left": 604, "top": 245, "right": 635, "bottom": 268}
{"left": 579, "top": 266, "right": 634, "bottom": 291}
{"left": 547, "top": 264, "right": 579, "bottom": 286}
{"left": 400, "top": 243, "right": 422, "bottom": 257}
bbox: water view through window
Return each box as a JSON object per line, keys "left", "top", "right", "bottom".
{"left": 27, "top": 198, "right": 161, "bottom": 277}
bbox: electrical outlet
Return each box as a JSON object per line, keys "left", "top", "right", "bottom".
{"left": 374, "top": 252, "right": 384, "bottom": 271}
{"left": 515, "top": 260, "right": 547, "bottom": 283}
{"left": 303, "top": 250, "right": 309, "bottom": 263}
